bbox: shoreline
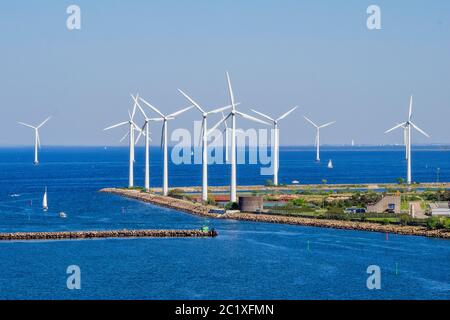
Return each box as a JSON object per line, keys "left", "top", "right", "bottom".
{"left": 100, "top": 188, "right": 450, "bottom": 240}
{"left": 0, "top": 229, "right": 217, "bottom": 241}
{"left": 142, "top": 182, "right": 450, "bottom": 194}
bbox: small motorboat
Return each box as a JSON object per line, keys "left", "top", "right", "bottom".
{"left": 59, "top": 212, "right": 67, "bottom": 218}
{"left": 292, "top": 180, "right": 300, "bottom": 184}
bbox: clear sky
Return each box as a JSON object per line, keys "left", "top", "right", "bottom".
{"left": 1, "top": 0, "right": 449, "bottom": 146}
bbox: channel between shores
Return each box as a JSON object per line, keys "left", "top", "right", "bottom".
{"left": 100, "top": 188, "right": 450, "bottom": 240}
{"left": 0, "top": 229, "right": 217, "bottom": 241}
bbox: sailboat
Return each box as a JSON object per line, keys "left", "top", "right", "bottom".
{"left": 43, "top": 187, "right": 48, "bottom": 211}
{"left": 327, "top": 159, "right": 333, "bottom": 169}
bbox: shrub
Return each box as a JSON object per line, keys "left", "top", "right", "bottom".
{"left": 426, "top": 217, "right": 443, "bottom": 230}
{"left": 291, "top": 198, "right": 307, "bottom": 207}
{"left": 443, "top": 218, "right": 450, "bottom": 230}
{"left": 225, "top": 202, "right": 239, "bottom": 210}
{"left": 205, "top": 195, "right": 216, "bottom": 206}
{"left": 399, "top": 214, "right": 412, "bottom": 226}
{"left": 265, "top": 179, "right": 274, "bottom": 186}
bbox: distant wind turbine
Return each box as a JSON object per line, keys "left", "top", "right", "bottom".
{"left": 18, "top": 116, "right": 52, "bottom": 165}
{"left": 104, "top": 97, "right": 142, "bottom": 188}
{"left": 385, "top": 96, "right": 430, "bottom": 184}
{"left": 178, "top": 89, "right": 234, "bottom": 202}
{"left": 251, "top": 106, "right": 298, "bottom": 186}
{"left": 139, "top": 96, "right": 194, "bottom": 196}
{"left": 208, "top": 72, "right": 270, "bottom": 203}
{"left": 303, "top": 116, "right": 336, "bottom": 162}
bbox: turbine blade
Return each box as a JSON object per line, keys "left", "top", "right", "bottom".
{"left": 303, "top": 116, "right": 318, "bottom": 128}
{"left": 198, "top": 120, "right": 204, "bottom": 147}
{"left": 178, "top": 89, "right": 205, "bottom": 114}
{"left": 104, "top": 121, "right": 129, "bottom": 131}
{"left": 207, "top": 104, "right": 233, "bottom": 115}
{"left": 250, "top": 109, "right": 274, "bottom": 122}
{"left": 131, "top": 95, "right": 138, "bottom": 120}
{"left": 410, "top": 121, "right": 430, "bottom": 138}
{"left": 226, "top": 71, "right": 236, "bottom": 110}
{"left": 139, "top": 97, "right": 165, "bottom": 118}
{"left": 37, "top": 116, "right": 52, "bottom": 129}
{"left": 385, "top": 122, "right": 406, "bottom": 134}
{"left": 160, "top": 122, "right": 166, "bottom": 150}
{"left": 221, "top": 111, "right": 229, "bottom": 129}
{"left": 119, "top": 131, "right": 129, "bottom": 143}
{"left": 167, "top": 105, "right": 194, "bottom": 118}
{"left": 207, "top": 113, "right": 231, "bottom": 136}
{"left": 132, "top": 94, "right": 148, "bottom": 119}
{"left": 236, "top": 111, "right": 270, "bottom": 125}
{"left": 36, "top": 131, "right": 41, "bottom": 149}
{"left": 277, "top": 106, "right": 298, "bottom": 121}
{"left": 319, "top": 121, "right": 336, "bottom": 129}
{"left": 18, "top": 122, "right": 36, "bottom": 129}
{"left": 409, "top": 96, "right": 413, "bottom": 121}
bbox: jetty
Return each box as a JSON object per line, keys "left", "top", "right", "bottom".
{"left": 0, "top": 229, "right": 217, "bottom": 241}
{"left": 100, "top": 188, "right": 450, "bottom": 240}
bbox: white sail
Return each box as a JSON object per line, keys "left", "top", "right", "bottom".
{"left": 327, "top": 159, "right": 333, "bottom": 169}
{"left": 43, "top": 187, "right": 48, "bottom": 210}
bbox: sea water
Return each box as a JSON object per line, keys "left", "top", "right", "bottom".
{"left": 0, "top": 146, "right": 449, "bottom": 299}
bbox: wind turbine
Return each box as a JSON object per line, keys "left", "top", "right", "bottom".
{"left": 139, "top": 96, "right": 194, "bottom": 196}
{"left": 251, "top": 106, "right": 298, "bottom": 186}
{"left": 178, "top": 89, "right": 234, "bottom": 202}
{"left": 303, "top": 116, "right": 336, "bottom": 162}
{"left": 130, "top": 94, "right": 157, "bottom": 191}
{"left": 208, "top": 72, "right": 270, "bottom": 203}
{"left": 18, "top": 116, "right": 52, "bottom": 165}
{"left": 385, "top": 96, "right": 430, "bottom": 184}
{"left": 104, "top": 97, "right": 142, "bottom": 188}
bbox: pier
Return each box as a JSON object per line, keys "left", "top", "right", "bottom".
{"left": 0, "top": 229, "right": 217, "bottom": 241}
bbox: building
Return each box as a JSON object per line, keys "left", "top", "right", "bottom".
{"left": 429, "top": 202, "right": 450, "bottom": 217}
{"left": 366, "top": 195, "right": 401, "bottom": 214}
{"left": 238, "top": 196, "right": 264, "bottom": 213}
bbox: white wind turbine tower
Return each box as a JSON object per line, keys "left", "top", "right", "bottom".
{"left": 178, "top": 89, "right": 234, "bottom": 202}
{"left": 18, "top": 116, "right": 52, "bottom": 165}
{"left": 208, "top": 72, "right": 270, "bottom": 203}
{"left": 131, "top": 94, "right": 155, "bottom": 191}
{"left": 303, "top": 116, "right": 336, "bottom": 162}
{"left": 139, "top": 96, "right": 194, "bottom": 196}
{"left": 385, "top": 96, "right": 430, "bottom": 184}
{"left": 251, "top": 106, "right": 298, "bottom": 186}
{"left": 104, "top": 97, "right": 142, "bottom": 188}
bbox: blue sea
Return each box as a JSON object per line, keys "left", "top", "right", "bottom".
{"left": 0, "top": 146, "right": 449, "bottom": 299}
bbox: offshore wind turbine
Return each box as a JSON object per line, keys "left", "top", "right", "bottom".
{"left": 18, "top": 116, "right": 52, "bottom": 165}
{"left": 178, "top": 89, "right": 234, "bottom": 202}
{"left": 251, "top": 106, "right": 298, "bottom": 186}
{"left": 385, "top": 96, "right": 430, "bottom": 184}
{"left": 104, "top": 97, "right": 142, "bottom": 188}
{"left": 132, "top": 94, "right": 156, "bottom": 191}
{"left": 139, "top": 96, "right": 194, "bottom": 196}
{"left": 303, "top": 116, "right": 336, "bottom": 162}
{"left": 208, "top": 72, "right": 270, "bottom": 203}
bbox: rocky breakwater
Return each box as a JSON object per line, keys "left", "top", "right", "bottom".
{"left": 0, "top": 229, "right": 217, "bottom": 241}
{"left": 100, "top": 188, "right": 221, "bottom": 218}
{"left": 224, "top": 213, "right": 450, "bottom": 240}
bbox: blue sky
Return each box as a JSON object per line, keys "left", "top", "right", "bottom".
{"left": 0, "top": 0, "right": 449, "bottom": 146}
